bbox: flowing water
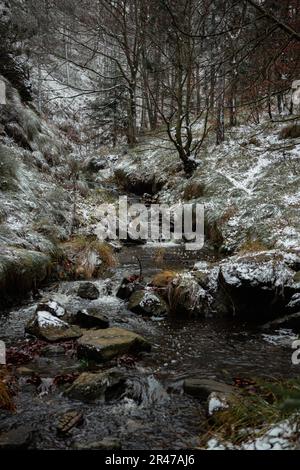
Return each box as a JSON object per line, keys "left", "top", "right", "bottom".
{"left": 0, "top": 244, "right": 299, "bottom": 449}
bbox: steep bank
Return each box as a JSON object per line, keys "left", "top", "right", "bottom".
{"left": 0, "top": 76, "right": 92, "bottom": 307}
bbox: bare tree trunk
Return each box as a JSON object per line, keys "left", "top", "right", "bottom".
{"left": 216, "top": 71, "right": 225, "bottom": 145}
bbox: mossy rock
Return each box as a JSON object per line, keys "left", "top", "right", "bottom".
{"left": 77, "top": 327, "right": 151, "bottom": 362}
{"left": 293, "top": 272, "right": 300, "bottom": 283}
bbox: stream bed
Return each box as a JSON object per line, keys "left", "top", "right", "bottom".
{"left": 0, "top": 244, "right": 299, "bottom": 450}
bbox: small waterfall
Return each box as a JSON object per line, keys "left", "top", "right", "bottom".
{"left": 37, "top": 378, "right": 55, "bottom": 397}
{"left": 125, "top": 374, "right": 169, "bottom": 406}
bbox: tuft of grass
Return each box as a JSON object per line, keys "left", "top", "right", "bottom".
{"left": 0, "top": 370, "right": 15, "bottom": 412}
{"left": 279, "top": 123, "right": 300, "bottom": 140}
{"left": 61, "top": 237, "right": 117, "bottom": 279}
{"left": 201, "top": 377, "right": 300, "bottom": 447}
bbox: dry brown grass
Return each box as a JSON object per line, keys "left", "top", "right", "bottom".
{"left": 151, "top": 270, "right": 178, "bottom": 287}
{"left": 238, "top": 239, "right": 268, "bottom": 255}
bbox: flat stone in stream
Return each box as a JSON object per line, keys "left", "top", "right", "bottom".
{"left": 65, "top": 369, "right": 126, "bottom": 401}
{"left": 77, "top": 282, "right": 100, "bottom": 300}
{"left": 73, "top": 437, "right": 122, "bottom": 450}
{"left": 25, "top": 311, "right": 82, "bottom": 342}
{"left": 128, "top": 290, "right": 168, "bottom": 316}
{"left": 183, "top": 378, "right": 235, "bottom": 401}
{"left": 77, "top": 327, "right": 151, "bottom": 362}
{"left": 74, "top": 307, "right": 109, "bottom": 329}
{"left": 0, "top": 426, "right": 33, "bottom": 449}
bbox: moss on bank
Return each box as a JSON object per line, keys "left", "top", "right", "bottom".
{"left": 0, "top": 248, "right": 51, "bottom": 308}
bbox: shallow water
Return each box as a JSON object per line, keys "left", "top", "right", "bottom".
{"left": 0, "top": 244, "right": 298, "bottom": 449}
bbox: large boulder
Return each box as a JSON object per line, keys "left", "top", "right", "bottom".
{"left": 77, "top": 327, "right": 151, "bottom": 362}
{"left": 128, "top": 290, "right": 168, "bottom": 316}
{"left": 77, "top": 282, "right": 100, "bottom": 300}
{"left": 65, "top": 369, "right": 126, "bottom": 402}
{"left": 217, "top": 251, "right": 298, "bottom": 320}
{"left": 25, "top": 311, "right": 82, "bottom": 342}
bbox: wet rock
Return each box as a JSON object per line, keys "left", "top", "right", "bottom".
{"left": 56, "top": 410, "right": 84, "bottom": 435}
{"left": 128, "top": 290, "right": 168, "bottom": 316}
{"left": 116, "top": 277, "right": 144, "bottom": 300}
{"left": 0, "top": 426, "right": 33, "bottom": 449}
{"left": 77, "top": 327, "right": 151, "bottom": 362}
{"left": 36, "top": 300, "right": 66, "bottom": 318}
{"left": 65, "top": 369, "right": 126, "bottom": 402}
{"left": 183, "top": 378, "right": 235, "bottom": 401}
{"left": 77, "top": 282, "right": 100, "bottom": 300}
{"left": 261, "top": 311, "right": 300, "bottom": 332}
{"left": 74, "top": 308, "right": 109, "bottom": 329}
{"left": 25, "top": 311, "right": 82, "bottom": 342}
{"left": 73, "top": 437, "right": 122, "bottom": 450}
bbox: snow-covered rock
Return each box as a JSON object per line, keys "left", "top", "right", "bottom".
{"left": 25, "top": 311, "right": 82, "bottom": 342}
